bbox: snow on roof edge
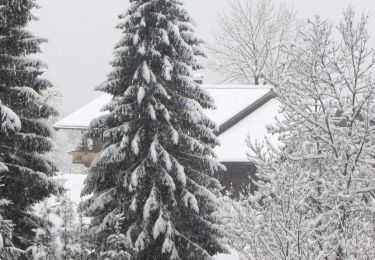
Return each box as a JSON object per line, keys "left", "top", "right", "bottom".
{"left": 53, "top": 85, "right": 274, "bottom": 130}
{"left": 53, "top": 125, "right": 88, "bottom": 130}
{"left": 203, "top": 84, "right": 273, "bottom": 89}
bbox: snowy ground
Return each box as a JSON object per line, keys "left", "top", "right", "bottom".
{"left": 214, "top": 252, "right": 239, "bottom": 260}
{"left": 37, "top": 173, "right": 239, "bottom": 260}
{"left": 57, "top": 173, "right": 87, "bottom": 205}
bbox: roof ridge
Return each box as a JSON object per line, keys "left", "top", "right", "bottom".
{"left": 202, "top": 84, "right": 273, "bottom": 90}
{"left": 218, "top": 90, "right": 276, "bottom": 135}
{"left": 54, "top": 87, "right": 275, "bottom": 130}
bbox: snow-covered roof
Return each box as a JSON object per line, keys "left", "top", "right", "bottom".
{"left": 204, "top": 85, "right": 272, "bottom": 125}
{"left": 54, "top": 85, "right": 272, "bottom": 129}
{"left": 53, "top": 94, "right": 112, "bottom": 130}
{"left": 54, "top": 85, "right": 281, "bottom": 161}
{"left": 216, "top": 98, "right": 280, "bottom": 162}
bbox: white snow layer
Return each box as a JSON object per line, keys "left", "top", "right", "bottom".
{"left": 0, "top": 104, "right": 21, "bottom": 132}
{"left": 204, "top": 85, "right": 272, "bottom": 125}
{"left": 53, "top": 85, "right": 280, "bottom": 161}
{"left": 216, "top": 98, "right": 281, "bottom": 161}
{"left": 60, "top": 173, "right": 89, "bottom": 205}
{"left": 53, "top": 94, "right": 112, "bottom": 129}
{"left": 213, "top": 252, "right": 239, "bottom": 260}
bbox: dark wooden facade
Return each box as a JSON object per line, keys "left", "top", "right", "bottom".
{"left": 69, "top": 135, "right": 105, "bottom": 167}
{"left": 70, "top": 135, "right": 258, "bottom": 195}
{"left": 216, "top": 162, "right": 257, "bottom": 197}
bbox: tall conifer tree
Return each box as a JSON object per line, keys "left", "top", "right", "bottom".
{"left": 82, "top": 0, "right": 227, "bottom": 258}
{"left": 0, "top": 0, "right": 60, "bottom": 250}
{"left": 0, "top": 101, "right": 24, "bottom": 258}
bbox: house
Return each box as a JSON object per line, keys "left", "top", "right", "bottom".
{"left": 54, "top": 85, "right": 281, "bottom": 196}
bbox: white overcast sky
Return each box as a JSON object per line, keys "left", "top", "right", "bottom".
{"left": 29, "top": 0, "right": 375, "bottom": 115}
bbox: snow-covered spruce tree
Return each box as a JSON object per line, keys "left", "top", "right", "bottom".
{"left": 0, "top": 0, "right": 60, "bottom": 250}
{"left": 81, "top": 0, "right": 227, "bottom": 259}
{"left": 0, "top": 100, "right": 21, "bottom": 138}
{"left": 0, "top": 192, "right": 25, "bottom": 259}
{"left": 0, "top": 103, "right": 24, "bottom": 259}
{"left": 233, "top": 7, "right": 375, "bottom": 259}
{"left": 99, "top": 214, "right": 133, "bottom": 260}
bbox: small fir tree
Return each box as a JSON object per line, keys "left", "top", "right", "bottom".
{"left": 33, "top": 191, "right": 92, "bottom": 260}
{"left": 55, "top": 194, "right": 82, "bottom": 260}
{"left": 81, "top": 0, "right": 227, "bottom": 259}
{"left": 26, "top": 227, "right": 57, "bottom": 260}
{"left": 29, "top": 199, "right": 62, "bottom": 260}
{"left": 0, "top": 0, "right": 60, "bottom": 250}
{"left": 75, "top": 206, "right": 92, "bottom": 260}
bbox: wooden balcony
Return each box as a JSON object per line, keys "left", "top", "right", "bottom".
{"left": 69, "top": 150, "right": 99, "bottom": 167}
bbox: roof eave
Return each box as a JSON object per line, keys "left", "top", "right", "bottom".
{"left": 53, "top": 125, "right": 89, "bottom": 131}
{"left": 53, "top": 88, "right": 276, "bottom": 134}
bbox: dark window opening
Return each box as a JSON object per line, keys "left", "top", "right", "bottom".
{"left": 215, "top": 162, "right": 258, "bottom": 199}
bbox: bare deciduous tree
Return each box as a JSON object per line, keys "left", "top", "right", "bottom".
{"left": 220, "top": 6, "right": 375, "bottom": 259}
{"left": 210, "top": 0, "right": 300, "bottom": 85}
